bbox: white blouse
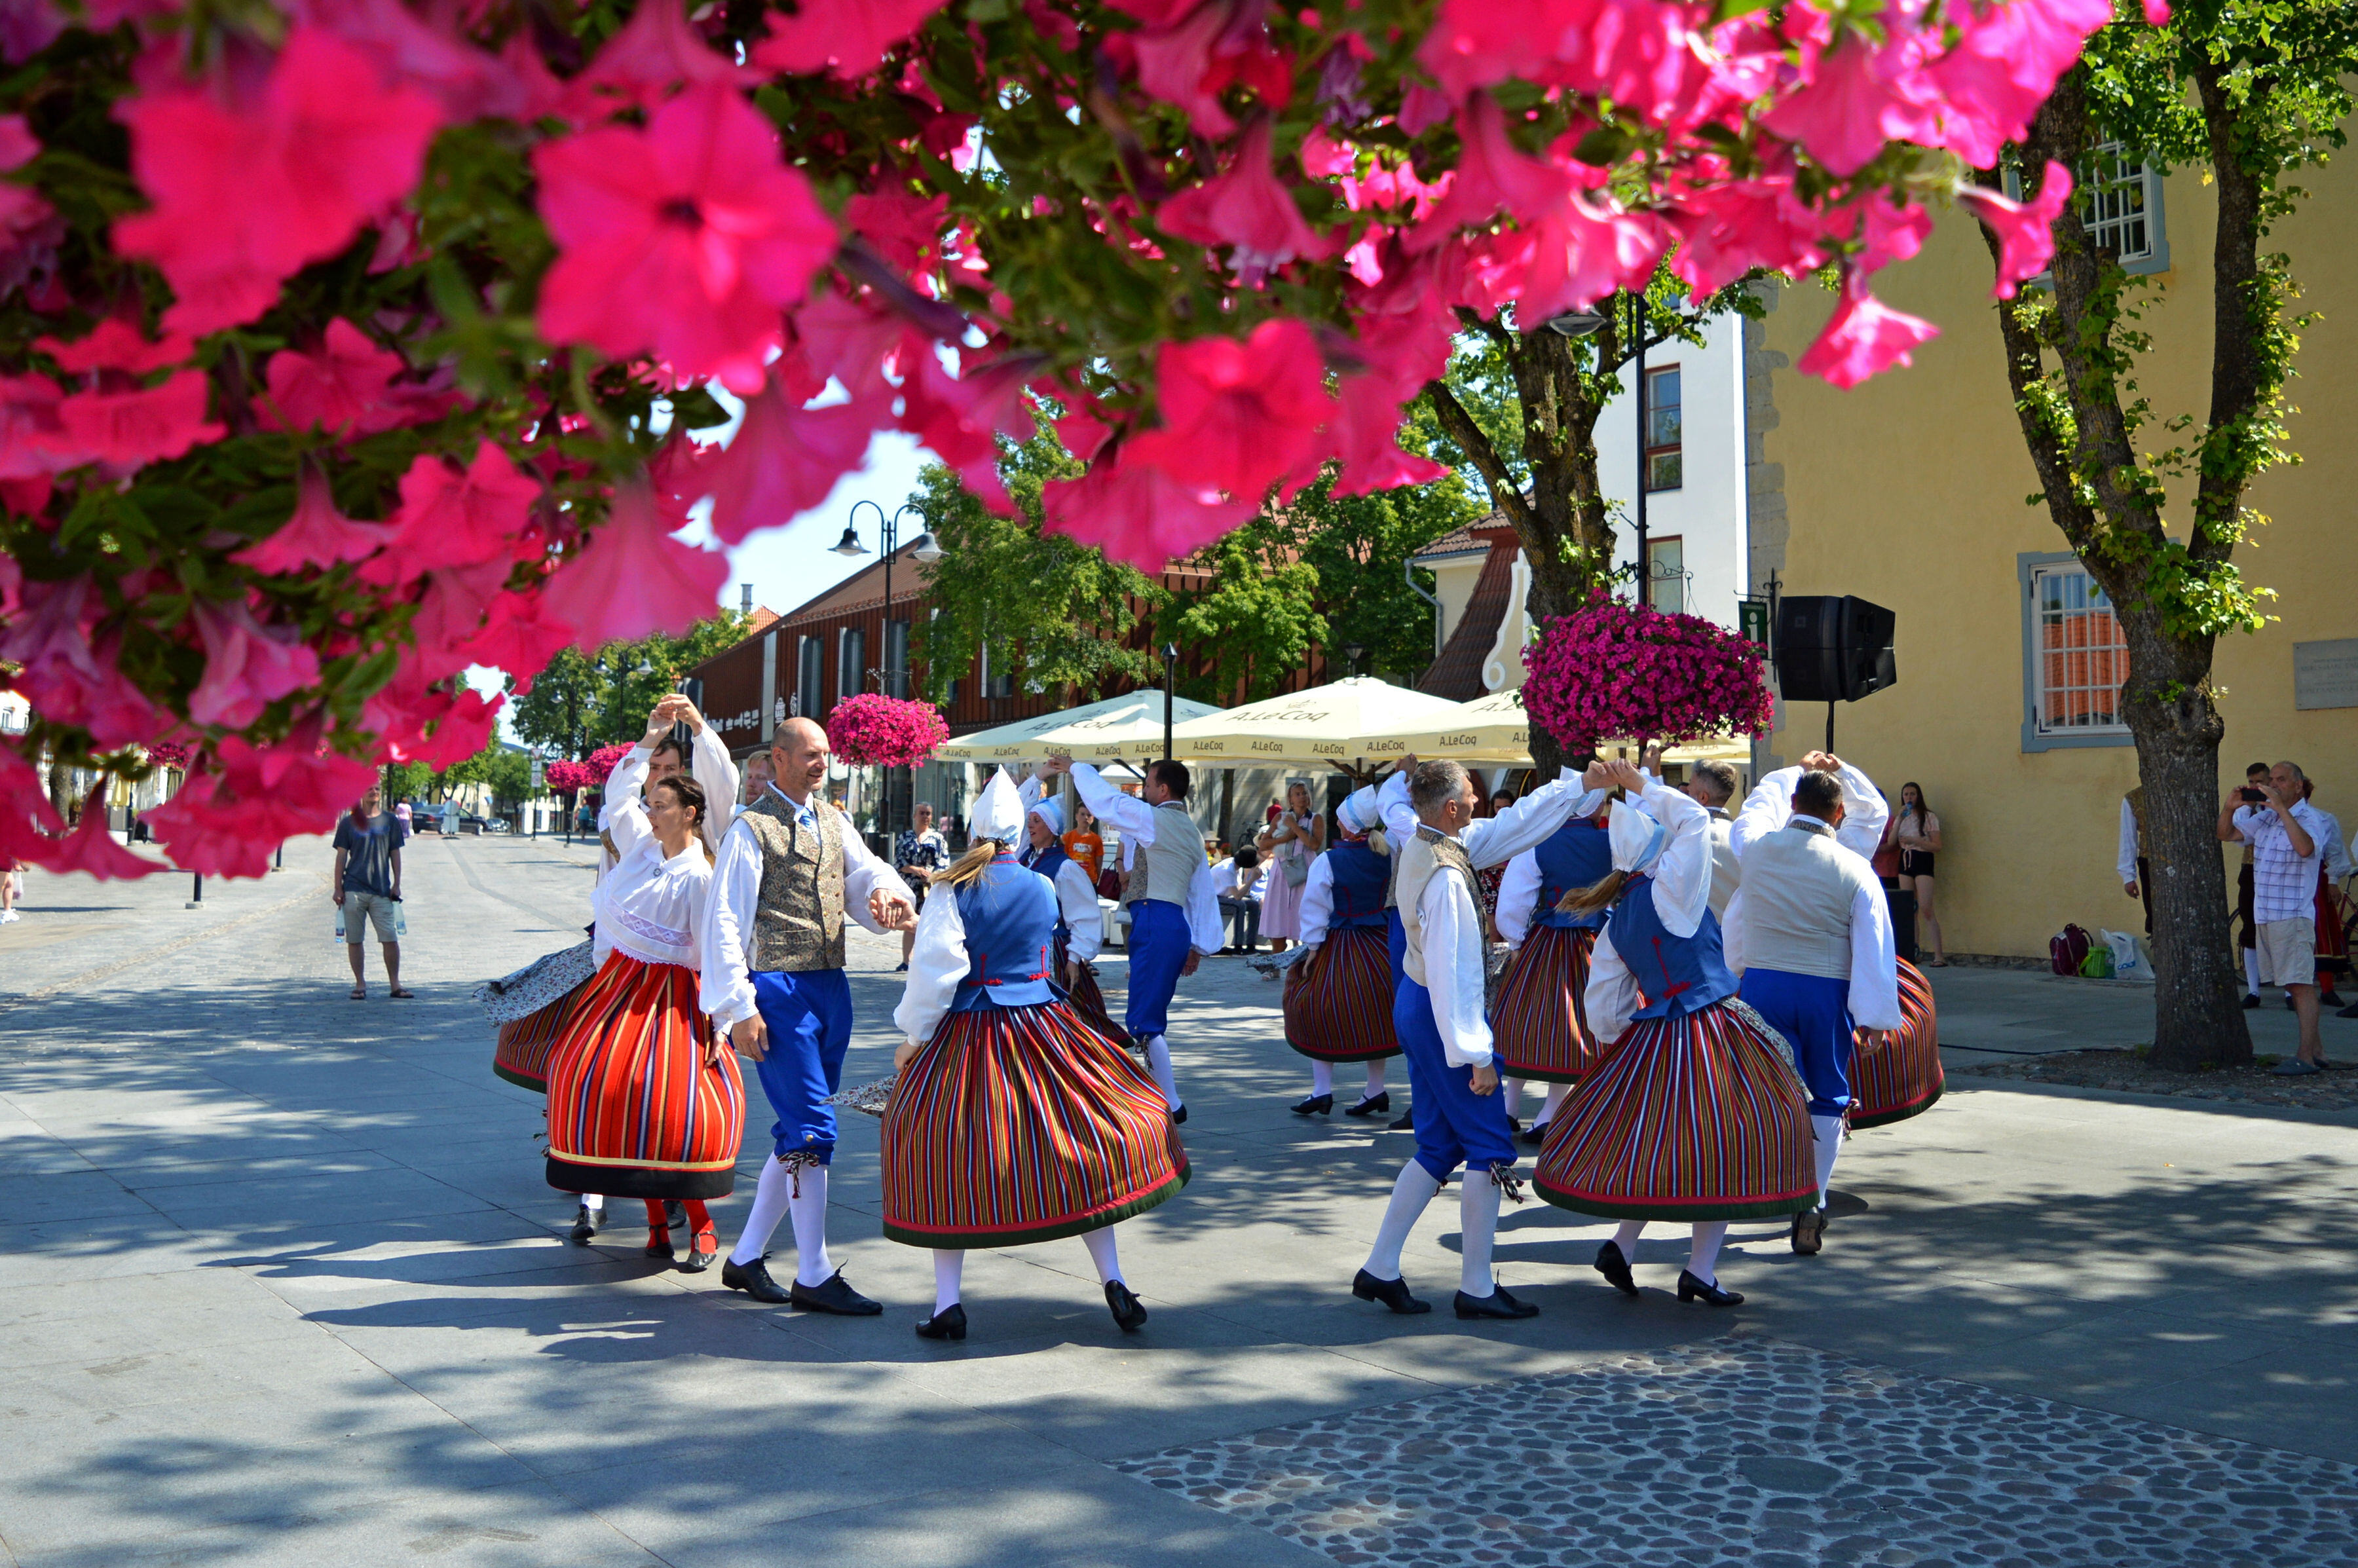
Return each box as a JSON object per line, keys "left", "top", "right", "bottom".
{"left": 593, "top": 746, "right": 717, "bottom": 973}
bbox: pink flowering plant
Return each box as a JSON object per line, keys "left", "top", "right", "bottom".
{"left": 0, "top": 0, "right": 2143, "bottom": 879}
{"left": 1523, "top": 593, "right": 1774, "bottom": 753}
{"left": 827, "top": 694, "right": 950, "bottom": 769}
{"left": 583, "top": 743, "right": 633, "bottom": 785}
{"left": 542, "top": 758, "right": 593, "bottom": 796}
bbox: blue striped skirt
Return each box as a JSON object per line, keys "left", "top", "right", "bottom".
{"left": 1490, "top": 925, "right": 1601, "bottom": 1084}
{"left": 1282, "top": 925, "right": 1400, "bottom": 1062}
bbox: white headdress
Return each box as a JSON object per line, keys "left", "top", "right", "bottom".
{"left": 1338, "top": 786, "right": 1380, "bottom": 835}
{"left": 969, "top": 768, "right": 1024, "bottom": 844}
{"left": 1606, "top": 798, "right": 1668, "bottom": 877}
{"left": 1028, "top": 794, "right": 1064, "bottom": 836}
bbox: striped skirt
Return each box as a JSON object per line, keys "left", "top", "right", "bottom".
{"left": 1849, "top": 957, "right": 1944, "bottom": 1129}
{"left": 1490, "top": 925, "right": 1601, "bottom": 1084}
{"left": 544, "top": 951, "right": 745, "bottom": 1201}
{"left": 492, "top": 980, "right": 588, "bottom": 1092}
{"left": 1535, "top": 1001, "right": 1818, "bottom": 1222}
{"left": 1282, "top": 925, "right": 1400, "bottom": 1062}
{"left": 880, "top": 999, "right": 1189, "bottom": 1248}
{"left": 1055, "top": 936, "right": 1134, "bottom": 1050}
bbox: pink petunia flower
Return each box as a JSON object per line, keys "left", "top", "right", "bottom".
{"left": 1956, "top": 161, "right": 2073, "bottom": 297}
{"left": 47, "top": 370, "right": 225, "bottom": 475}
{"left": 696, "top": 381, "right": 886, "bottom": 546}
{"left": 234, "top": 466, "right": 394, "bottom": 574}
{"left": 540, "top": 479, "right": 730, "bottom": 651}
{"left": 365, "top": 440, "right": 540, "bottom": 582}
{"left": 1041, "top": 448, "right": 1260, "bottom": 573}
{"left": 1157, "top": 117, "right": 1335, "bottom": 282}
{"left": 188, "top": 599, "right": 323, "bottom": 729}
{"left": 753, "top": 0, "right": 948, "bottom": 79}
{"left": 259, "top": 318, "right": 432, "bottom": 438}
{"left": 1795, "top": 271, "right": 1939, "bottom": 390}
{"left": 1123, "top": 318, "right": 1334, "bottom": 502}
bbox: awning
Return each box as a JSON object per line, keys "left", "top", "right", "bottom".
{"left": 930, "top": 691, "right": 1227, "bottom": 764}
{"left": 1363, "top": 688, "right": 1757, "bottom": 768}
{"left": 1161, "top": 677, "right": 1471, "bottom": 771}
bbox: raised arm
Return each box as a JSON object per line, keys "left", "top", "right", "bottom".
{"left": 605, "top": 742, "right": 654, "bottom": 860}
{"left": 1070, "top": 763, "right": 1158, "bottom": 843}
{"left": 1462, "top": 769, "right": 1598, "bottom": 869}
{"left": 688, "top": 722, "right": 740, "bottom": 844}
{"left": 1055, "top": 859, "right": 1105, "bottom": 964}
{"left": 1630, "top": 777, "right": 1715, "bottom": 938}
{"left": 1376, "top": 768, "right": 1416, "bottom": 847}
{"left": 1729, "top": 766, "right": 1795, "bottom": 859}
{"left": 1829, "top": 760, "right": 1888, "bottom": 859}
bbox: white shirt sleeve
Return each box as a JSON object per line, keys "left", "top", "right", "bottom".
{"left": 1494, "top": 849, "right": 1542, "bottom": 947}
{"left": 1419, "top": 868, "right": 1493, "bottom": 1069}
{"left": 1636, "top": 780, "right": 1715, "bottom": 939}
{"left": 2118, "top": 798, "right": 2141, "bottom": 887}
{"left": 1720, "top": 886, "right": 1748, "bottom": 977}
{"left": 605, "top": 744, "right": 653, "bottom": 861}
{"left": 1055, "top": 858, "right": 1104, "bottom": 963}
{"left": 838, "top": 812, "right": 916, "bottom": 933}
{"left": 1461, "top": 770, "right": 1594, "bottom": 869}
{"left": 690, "top": 727, "right": 739, "bottom": 855}
{"left": 1831, "top": 761, "right": 1888, "bottom": 861}
{"left": 1297, "top": 855, "right": 1336, "bottom": 948}
{"left": 1186, "top": 857, "right": 1224, "bottom": 954}
{"left": 1731, "top": 766, "right": 1797, "bottom": 861}
{"left": 1847, "top": 872, "right": 1903, "bottom": 1030}
{"left": 891, "top": 889, "right": 971, "bottom": 1043}
{"left": 1583, "top": 922, "right": 1639, "bottom": 1046}
{"left": 681, "top": 859, "right": 714, "bottom": 975}
{"left": 2230, "top": 804, "right": 2266, "bottom": 846}
{"left": 700, "top": 817, "right": 762, "bottom": 1026}
{"left": 1072, "top": 764, "right": 1157, "bottom": 844}
{"left": 2325, "top": 813, "right": 2353, "bottom": 882}
{"left": 1376, "top": 769, "right": 1416, "bottom": 847}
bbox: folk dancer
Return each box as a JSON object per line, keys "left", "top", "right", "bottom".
{"left": 1015, "top": 777, "right": 1130, "bottom": 1048}
{"left": 1685, "top": 759, "right": 1744, "bottom": 920}
{"left": 542, "top": 717, "right": 744, "bottom": 1272}
{"left": 1489, "top": 795, "right": 1615, "bottom": 1146}
{"left": 882, "top": 772, "right": 1189, "bottom": 1340}
{"left": 1352, "top": 759, "right": 1588, "bottom": 1321}
{"left": 1057, "top": 755, "right": 1224, "bottom": 1124}
{"left": 1727, "top": 767, "right": 1903, "bottom": 1256}
{"left": 703, "top": 717, "right": 916, "bottom": 1313}
{"left": 1533, "top": 762, "right": 1818, "bottom": 1304}
{"left": 1284, "top": 786, "right": 1397, "bottom": 1119}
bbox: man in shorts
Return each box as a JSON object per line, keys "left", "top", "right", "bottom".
{"left": 2220, "top": 761, "right": 2329, "bottom": 1073}
{"left": 334, "top": 784, "right": 409, "bottom": 999}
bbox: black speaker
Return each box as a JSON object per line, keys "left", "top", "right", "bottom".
{"left": 1774, "top": 595, "right": 1897, "bottom": 703}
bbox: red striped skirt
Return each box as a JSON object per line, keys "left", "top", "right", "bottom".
{"left": 1535, "top": 1001, "right": 1818, "bottom": 1221}
{"left": 492, "top": 980, "right": 587, "bottom": 1092}
{"left": 1849, "top": 957, "right": 1943, "bottom": 1129}
{"left": 544, "top": 951, "right": 745, "bottom": 1201}
{"left": 1282, "top": 925, "right": 1400, "bottom": 1062}
{"left": 2317, "top": 872, "right": 2351, "bottom": 973}
{"left": 1056, "top": 937, "right": 1134, "bottom": 1049}
{"left": 880, "top": 999, "right": 1189, "bottom": 1248}
{"left": 1490, "top": 925, "right": 1600, "bottom": 1083}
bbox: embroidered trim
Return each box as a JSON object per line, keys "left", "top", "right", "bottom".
{"left": 614, "top": 907, "right": 690, "bottom": 949}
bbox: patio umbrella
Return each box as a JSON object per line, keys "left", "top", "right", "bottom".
{"left": 1161, "top": 677, "right": 1469, "bottom": 774}
{"left": 1362, "top": 686, "right": 1755, "bottom": 768}
{"left": 931, "top": 691, "right": 1227, "bottom": 764}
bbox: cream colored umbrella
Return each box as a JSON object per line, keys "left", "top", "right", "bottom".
{"left": 1366, "top": 687, "right": 1756, "bottom": 768}
{"left": 931, "top": 691, "right": 1227, "bottom": 764}
{"left": 1161, "top": 677, "right": 1470, "bottom": 773}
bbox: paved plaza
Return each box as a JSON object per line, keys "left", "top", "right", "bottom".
{"left": 3, "top": 834, "right": 2356, "bottom": 1567}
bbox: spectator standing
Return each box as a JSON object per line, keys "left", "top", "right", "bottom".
{"left": 394, "top": 800, "right": 413, "bottom": 842}
{"left": 2118, "top": 787, "right": 2152, "bottom": 935}
{"left": 1892, "top": 782, "right": 1946, "bottom": 967}
{"left": 2231, "top": 760, "right": 2271, "bottom": 1004}
{"left": 2217, "top": 762, "right": 2330, "bottom": 1073}
{"left": 893, "top": 801, "right": 950, "bottom": 971}
{"left": 2300, "top": 779, "right": 2349, "bottom": 1010}
{"left": 1213, "top": 846, "right": 1265, "bottom": 952}
{"left": 333, "top": 785, "right": 409, "bottom": 999}
{"left": 1256, "top": 779, "right": 1325, "bottom": 953}
{"left": 1062, "top": 800, "right": 1104, "bottom": 882}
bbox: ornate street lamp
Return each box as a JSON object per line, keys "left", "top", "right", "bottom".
{"left": 834, "top": 499, "right": 942, "bottom": 698}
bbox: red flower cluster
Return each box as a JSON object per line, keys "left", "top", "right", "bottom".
{"left": 1522, "top": 593, "right": 1775, "bottom": 753}
{"left": 584, "top": 743, "right": 634, "bottom": 785}
{"left": 543, "top": 759, "right": 594, "bottom": 796}
{"left": 826, "top": 694, "right": 950, "bottom": 768}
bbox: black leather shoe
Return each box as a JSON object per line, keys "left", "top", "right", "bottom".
{"left": 1677, "top": 1269, "right": 1744, "bottom": 1306}
{"left": 1453, "top": 1284, "right": 1539, "bottom": 1320}
{"left": 680, "top": 1233, "right": 719, "bottom": 1273}
{"left": 2244, "top": 992, "right": 2262, "bottom": 1009}
{"left": 1105, "top": 1280, "right": 1150, "bottom": 1332}
{"left": 1351, "top": 1269, "right": 1431, "bottom": 1315}
{"left": 915, "top": 1303, "right": 967, "bottom": 1341}
{"left": 1520, "top": 1120, "right": 1550, "bottom": 1148}
{"left": 569, "top": 1204, "right": 599, "bottom": 1243}
{"left": 720, "top": 1255, "right": 791, "bottom": 1303}
{"left": 2340, "top": 999, "right": 2358, "bottom": 1019}
{"left": 1388, "top": 1108, "right": 1415, "bottom": 1130}
{"left": 644, "top": 1226, "right": 673, "bottom": 1259}
{"left": 1170, "top": 1105, "right": 1188, "bottom": 1125}
{"left": 1291, "top": 1093, "right": 1334, "bottom": 1117}
{"left": 791, "top": 1269, "right": 884, "bottom": 1316}
{"left": 1791, "top": 1208, "right": 1825, "bottom": 1256}
{"left": 1593, "top": 1240, "right": 1638, "bottom": 1297}
{"left": 1344, "top": 1092, "right": 1391, "bottom": 1117}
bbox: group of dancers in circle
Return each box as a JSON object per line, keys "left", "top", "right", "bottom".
{"left": 487, "top": 694, "right": 1939, "bottom": 1337}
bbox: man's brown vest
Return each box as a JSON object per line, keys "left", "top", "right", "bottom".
{"left": 739, "top": 792, "right": 846, "bottom": 972}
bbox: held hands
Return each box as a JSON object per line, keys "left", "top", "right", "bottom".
{"left": 1581, "top": 759, "right": 1615, "bottom": 793}
{"left": 893, "top": 1041, "right": 921, "bottom": 1073}
{"left": 1603, "top": 758, "right": 1648, "bottom": 794}
{"left": 1041, "top": 753, "right": 1073, "bottom": 776}
{"left": 1469, "top": 1064, "right": 1498, "bottom": 1095}
{"left": 1800, "top": 750, "right": 1844, "bottom": 774}
{"left": 645, "top": 694, "right": 691, "bottom": 743}
{"left": 872, "top": 889, "right": 918, "bottom": 931}
{"left": 729, "top": 1013, "right": 769, "bottom": 1062}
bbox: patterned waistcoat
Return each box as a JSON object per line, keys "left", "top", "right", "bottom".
{"left": 1123, "top": 800, "right": 1204, "bottom": 908}
{"left": 1396, "top": 825, "right": 1476, "bottom": 988}
{"left": 740, "top": 792, "right": 846, "bottom": 973}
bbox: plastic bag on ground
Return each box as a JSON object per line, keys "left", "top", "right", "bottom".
{"left": 2100, "top": 929, "right": 2153, "bottom": 984}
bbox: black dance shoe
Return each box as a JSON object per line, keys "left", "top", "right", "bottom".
{"left": 1292, "top": 1093, "right": 1334, "bottom": 1116}
{"left": 915, "top": 1303, "right": 968, "bottom": 1341}
{"left": 1519, "top": 1121, "right": 1550, "bottom": 1148}
{"left": 680, "top": 1230, "right": 719, "bottom": 1273}
{"left": 1344, "top": 1092, "right": 1391, "bottom": 1117}
{"left": 1790, "top": 1209, "right": 1826, "bottom": 1256}
{"left": 644, "top": 1225, "right": 673, "bottom": 1260}
{"left": 1593, "top": 1240, "right": 1638, "bottom": 1297}
{"left": 2340, "top": 998, "right": 2358, "bottom": 1019}
{"left": 1387, "top": 1108, "right": 1415, "bottom": 1130}
{"left": 720, "top": 1255, "right": 792, "bottom": 1303}
{"left": 1170, "top": 1105, "right": 1188, "bottom": 1125}
{"left": 2244, "top": 992, "right": 2262, "bottom": 1009}
{"left": 791, "top": 1269, "right": 884, "bottom": 1316}
{"left": 1351, "top": 1269, "right": 1431, "bottom": 1315}
{"left": 1677, "top": 1270, "right": 1744, "bottom": 1307}
{"left": 1453, "top": 1284, "right": 1539, "bottom": 1320}
{"left": 1105, "top": 1280, "right": 1150, "bottom": 1332}
{"left": 569, "top": 1204, "right": 599, "bottom": 1243}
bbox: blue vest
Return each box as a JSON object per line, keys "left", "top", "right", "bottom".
{"left": 949, "top": 855, "right": 1060, "bottom": 1011}
{"left": 1021, "top": 841, "right": 1073, "bottom": 944}
{"left": 1606, "top": 874, "right": 1739, "bottom": 1020}
{"left": 1532, "top": 819, "right": 1614, "bottom": 932}
{"left": 1322, "top": 840, "right": 1391, "bottom": 929}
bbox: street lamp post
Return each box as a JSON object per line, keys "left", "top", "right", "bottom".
{"left": 1341, "top": 641, "right": 1366, "bottom": 679}
{"left": 834, "top": 501, "right": 945, "bottom": 840}
{"left": 1630, "top": 288, "right": 1649, "bottom": 610}
{"left": 1163, "top": 643, "right": 1178, "bottom": 763}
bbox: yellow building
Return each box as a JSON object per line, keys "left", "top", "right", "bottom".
{"left": 1752, "top": 155, "right": 2358, "bottom": 960}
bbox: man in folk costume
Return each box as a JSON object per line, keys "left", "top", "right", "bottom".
{"left": 1058, "top": 755, "right": 1224, "bottom": 1123}
{"left": 1685, "top": 758, "right": 1744, "bottom": 921}
{"left": 1727, "top": 767, "right": 1903, "bottom": 1258}
{"left": 1353, "top": 758, "right": 1590, "bottom": 1322}
{"left": 1014, "top": 771, "right": 1130, "bottom": 1048}
{"left": 702, "top": 717, "right": 916, "bottom": 1313}
{"left": 1284, "top": 786, "right": 1398, "bottom": 1119}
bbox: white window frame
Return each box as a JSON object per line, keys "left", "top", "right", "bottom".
{"left": 2019, "top": 553, "right": 2133, "bottom": 751}
{"left": 2010, "top": 144, "right": 2170, "bottom": 277}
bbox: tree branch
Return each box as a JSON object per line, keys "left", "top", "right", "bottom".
{"left": 1423, "top": 378, "right": 1533, "bottom": 532}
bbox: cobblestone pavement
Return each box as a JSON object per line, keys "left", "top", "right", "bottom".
{"left": 3, "top": 834, "right": 2356, "bottom": 1567}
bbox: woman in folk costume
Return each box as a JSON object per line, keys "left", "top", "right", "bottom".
{"left": 1489, "top": 800, "right": 1615, "bottom": 1148}
{"left": 1015, "top": 781, "right": 1130, "bottom": 1049}
{"left": 542, "top": 724, "right": 746, "bottom": 1273}
{"left": 1283, "top": 785, "right": 1396, "bottom": 1118}
{"left": 1533, "top": 761, "right": 1816, "bottom": 1307}
{"left": 882, "top": 771, "right": 1190, "bottom": 1341}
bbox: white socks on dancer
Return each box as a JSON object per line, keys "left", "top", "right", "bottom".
{"left": 788, "top": 1164, "right": 835, "bottom": 1287}
{"left": 1083, "top": 1226, "right": 1125, "bottom": 1286}
{"left": 1501, "top": 1077, "right": 1526, "bottom": 1121}
{"left": 932, "top": 1250, "right": 964, "bottom": 1313}
{"left": 1459, "top": 1174, "right": 1503, "bottom": 1298}
{"left": 728, "top": 1155, "right": 795, "bottom": 1267}
{"left": 1362, "top": 1160, "right": 1443, "bottom": 1280}
{"left": 582, "top": 1193, "right": 603, "bottom": 1215}
{"left": 1537, "top": 1083, "right": 1570, "bottom": 1125}
{"left": 1364, "top": 1062, "right": 1387, "bottom": 1099}
{"left": 1687, "top": 1222, "right": 1729, "bottom": 1285}
{"left": 1145, "top": 1034, "right": 1181, "bottom": 1111}
{"left": 1810, "top": 1114, "right": 1844, "bottom": 1211}
{"left": 2245, "top": 950, "right": 2264, "bottom": 995}
{"left": 1311, "top": 1059, "right": 1335, "bottom": 1097}
{"left": 1613, "top": 1220, "right": 1646, "bottom": 1260}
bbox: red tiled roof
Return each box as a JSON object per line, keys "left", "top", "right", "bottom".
{"left": 1416, "top": 524, "right": 1521, "bottom": 701}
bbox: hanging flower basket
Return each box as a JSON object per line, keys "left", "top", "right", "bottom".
{"left": 1522, "top": 592, "right": 1773, "bottom": 753}
{"left": 584, "top": 742, "right": 633, "bottom": 784}
{"left": 827, "top": 694, "right": 950, "bottom": 768}
{"left": 544, "top": 759, "right": 593, "bottom": 795}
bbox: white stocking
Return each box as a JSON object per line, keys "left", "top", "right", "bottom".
{"left": 933, "top": 1250, "right": 964, "bottom": 1313}
{"left": 1612, "top": 1220, "right": 1646, "bottom": 1261}
{"left": 1363, "top": 1062, "right": 1387, "bottom": 1098}
{"left": 582, "top": 1193, "right": 604, "bottom": 1214}
{"left": 1082, "top": 1226, "right": 1125, "bottom": 1286}
{"left": 1459, "top": 1172, "right": 1503, "bottom": 1299}
{"left": 1500, "top": 1077, "right": 1527, "bottom": 1121}
{"left": 787, "top": 1163, "right": 835, "bottom": 1287}
{"left": 1687, "top": 1222, "right": 1729, "bottom": 1284}
{"left": 1310, "top": 1059, "right": 1335, "bottom": 1097}
{"left": 1145, "top": 1034, "right": 1181, "bottom": 1111}
{"left": 1362, "top": 1160, "right": 1443, "bottom": 1280}
{"left": 1810, "top": 1114, "right": 1844, "bottom": 1210}
{"left": 2245, "top": 950, "right": 2264, "bottom": 994}
{"left": 728, "top": 1155, "right": 795, "bottom": 1266}
{"left": 1538, "top": 1083, "right": 1571, "bottom": 1124}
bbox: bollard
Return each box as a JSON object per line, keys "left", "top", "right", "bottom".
{"left": 185, "top": 872, "right": 202, "bottom": 909}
